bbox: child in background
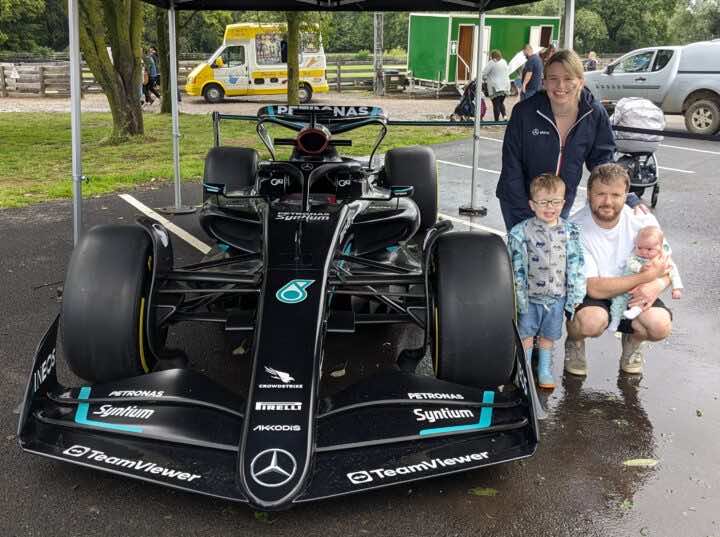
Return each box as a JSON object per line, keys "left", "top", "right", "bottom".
{"left": 609, "top": 225, "right": 683, "bottom": 332}
{"left": 507, "top": 173, "right": 586, "bottom": 389}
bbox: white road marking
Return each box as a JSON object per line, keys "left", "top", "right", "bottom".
{"left": 118, "top": 194, "right": 212, "bottom": 254}
{"left": 438, "top": 213, "right": 505, "bottom": 238}
{"left": 437, "top": 160, "right": 500, "bottom": 174}
{"left": 659, "top": 143, "right": 720, "bottom": 156}
{"left": 657, "top": 165, "right": 695, "bottom": 174}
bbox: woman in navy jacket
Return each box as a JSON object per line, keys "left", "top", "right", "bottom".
{"left": 496, "top": 49, "right": 616, "bottom": 230}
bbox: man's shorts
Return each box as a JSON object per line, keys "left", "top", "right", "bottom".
{"left": 567, "top": 296, "right": 672, "bottom": 334}
{"left": 517, "top": 299, "right": 566, "bottom": 341}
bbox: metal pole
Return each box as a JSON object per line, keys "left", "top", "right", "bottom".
{"left": 373, "top": 12, "right": 384, "bottom": 96}
{"left": 563, "top": 0, "right": 575, "bottom": 49}
{"left": 68, "top": 0, "right": 84, "bottom": 244}
{"left": 459, "top": 9, "right": 488, "bottom": 217}
{"left": 160, "top": 0, "right": 195, "bottom": 214}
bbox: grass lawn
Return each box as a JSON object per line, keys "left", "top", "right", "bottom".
{"left": 0, "top": 112, "right": 470, "bottom": 209}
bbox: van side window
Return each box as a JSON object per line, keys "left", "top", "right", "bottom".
{"left": 653, "top": 50, "right": 674, "bottom": 72}
{"left": 615, "top": 51, "right": 654, "bottom": 73}
{"left": 219, "top": 46, "right": 245, "bottom": 67}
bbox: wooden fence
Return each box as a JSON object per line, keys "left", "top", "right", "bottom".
{"left": 0, "top": 58, "right": 408, "bottom": 98}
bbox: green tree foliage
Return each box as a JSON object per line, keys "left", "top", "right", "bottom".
{"left": 573, "top": 8, "right": 607, "bottom": 53}
{"left": 318, "top": 12, "right": 407, "bottom": 53}
{"left": 670, "top": 0, "right": 720, "bottom": 43}
{"left": 576, "top": 0, "right": 678, "bottom": 51}
{"left": 0, "top": 0, "right": 45, "bottom": 51}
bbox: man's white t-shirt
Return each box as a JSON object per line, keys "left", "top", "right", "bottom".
{"left": 570, "top": 204, "right": 660, "bottom": 278}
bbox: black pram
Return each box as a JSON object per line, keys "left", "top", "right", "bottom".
{"left": 451, "top": 80, "right": 486, "bottom": 121}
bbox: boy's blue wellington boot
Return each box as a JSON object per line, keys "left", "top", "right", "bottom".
{"left": 537, "top": 348, "right": 555, "bottom": 390}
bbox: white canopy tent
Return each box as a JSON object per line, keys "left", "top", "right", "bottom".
{"left": 66, "top": 0, "right": 549, "bottom": 244}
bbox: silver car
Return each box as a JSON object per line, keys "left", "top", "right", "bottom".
{"left": 585, "top": 41, "right": 720, "bottom": 135}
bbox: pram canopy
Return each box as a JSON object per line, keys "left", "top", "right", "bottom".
{"left": 611, "top": 97, "right": 665, "bottom": 154}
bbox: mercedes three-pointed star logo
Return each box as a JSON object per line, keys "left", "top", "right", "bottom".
{"left": 250, "top": 448, "right": 297, "bottom": 488}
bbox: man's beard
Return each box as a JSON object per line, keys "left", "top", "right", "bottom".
{"left": 593, "top": 204, "right": 621, "bottom": 223}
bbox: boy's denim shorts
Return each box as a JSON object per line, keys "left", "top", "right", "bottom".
{"left": 517, "top": 299, "right": 566, "bottom": 341}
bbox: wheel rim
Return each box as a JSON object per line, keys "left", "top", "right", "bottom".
{"left": 299, "top": 87, "right": 309, "bottom": 102}
{"left": 692, "top": 107, "right": 714, "bottom": 129}
{"left": 206, "top": 87, "right": 221, "bottom": 101}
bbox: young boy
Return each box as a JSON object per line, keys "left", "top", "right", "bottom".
{"left": 608, "top": 225, "right": 683, "bottom": 332}
{"left": 507, "top": 174, "right": 586, "bottom": 389}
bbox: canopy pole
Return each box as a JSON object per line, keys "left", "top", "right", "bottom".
{"left": 563, "top": 0, "right": 575, "bottom": 49}
{"left": 459, "top": 7, "right": 488, "bottom": 217}
{"left": 160, "top": 0, "right": 195, "bottom": 215}
{"left": 68, "top": 0, "right": 83, "bottom": 244}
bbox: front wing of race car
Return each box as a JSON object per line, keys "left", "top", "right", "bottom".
{"left": 19, "top": 314, "right": 538, "bottom": 510}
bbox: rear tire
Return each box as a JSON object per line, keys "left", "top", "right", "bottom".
{"left": 383, "top": 146, "right": 438, "bottom": 234}
{"left": 61, "top": 225, "right": 157, "bottom": 382}
{"left": 202, "top": 147, "right": 259, "bottom": 202}
{"left": 685, "top": 98, "right": 720, "bottom": 135}
{"left": 432, "top": 231, "right": 516, "bottom": 388}
{"left": 203, "top": 83, "right": 225, "bottom": 104}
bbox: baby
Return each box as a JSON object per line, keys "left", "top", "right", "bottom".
{"left": 609, "top": 225, "right": 683, "bottom": 332}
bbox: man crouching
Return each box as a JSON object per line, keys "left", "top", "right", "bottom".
{"left": 565, "top": 163, "right": 673, "bottom": 376}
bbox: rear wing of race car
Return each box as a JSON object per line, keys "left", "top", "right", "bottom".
{"left": 257, "top": 105, "right": 387, "bottom": 133}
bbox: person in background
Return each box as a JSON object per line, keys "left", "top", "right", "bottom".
{"left": 496, "top": 49, "right": 616, "bottom": 231}
{"left": 540, "top": 44, "right": 557, "bottom": 67}
{"left": 585, "top": 51, "right": 598, "bottom": 72}
{"left": 520, "top": 43, "right": 543, "bottom": 100}
{"left": 142, "top": 48, "right": 160, "bottom": 105}
{"left": 482, "top": 49, "right": 511, "bottom": 121}
{"left": 566, "top": 163, "right": 673, "bottom": 377}
{"left": 507, "top": 173, "right": 586, "bottom": 389}
{"left": 149, "top": 46, "right": 161, "bottom": 92}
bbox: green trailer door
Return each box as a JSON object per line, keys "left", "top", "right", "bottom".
{"left": 408, "top": 15, "right": 449, "bottom": 82}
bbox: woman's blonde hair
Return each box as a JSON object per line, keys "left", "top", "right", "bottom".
{"left": 543, "top": 49, "right": 585, "bottom": 80}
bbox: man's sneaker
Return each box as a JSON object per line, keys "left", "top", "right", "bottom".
{"left": 564, "top": 338, "right": 587, "bottom": 376}
{"left": 620, "top": 334, "right": 645, "bottom": 374}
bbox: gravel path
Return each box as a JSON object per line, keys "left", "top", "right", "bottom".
{"left": 0, "top": 90, "right": 521, "bottom": 120}
{"left": 1, "top": 91, "right": 688, "bottom": 130}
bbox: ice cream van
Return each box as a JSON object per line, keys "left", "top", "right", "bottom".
{"left": 185, "top": 23, "right": 329, "bottom": 104}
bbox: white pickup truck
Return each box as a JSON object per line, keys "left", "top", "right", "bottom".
{"left": 584, "top": 41, "right": 720, "bottom": 135}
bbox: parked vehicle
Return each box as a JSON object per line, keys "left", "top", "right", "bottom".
{"left": 185, "top": 23, "right": 330, "bottom": 104}
{"left": 584, "top": 41, "right": 720, "bottom": 135}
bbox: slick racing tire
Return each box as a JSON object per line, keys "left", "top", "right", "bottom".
{"left": 203, "top": 83, "right": 225, "bottom": 104}
{"left": 61, "top": 224, "right": 157, "bottom": 382}
{"left": 432, "top": 231, "right": 516, "bottom": 388}
{"left": 202, "top": 146, "right": 259, "bottom": 202}
{"left": 383, "top": 146, "right": 438, "bottom": 234}
{"left": 298, "top": 83, "right": 313, "bottom": 104}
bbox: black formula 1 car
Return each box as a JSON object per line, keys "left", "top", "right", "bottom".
{"left": 18, "top": 105, "right": 539, "bottom": 510}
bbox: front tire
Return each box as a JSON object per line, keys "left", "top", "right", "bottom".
{"left": 61, "top": 225, "right": 157, "bottom": 382}
{"left": 203, "top": 83, "right": 225, "bottom": 104}
{"left": 685, "top": 98, "right": 720, "bottom": 135}
{"left": 432, "top": 231, "right": 516, "bottom": 388}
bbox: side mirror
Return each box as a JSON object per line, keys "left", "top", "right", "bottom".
{"left": 605, "top": 64, "right": 615, "bottom": 75}
{"left": 213, "top": 58, "right": 225, "bottom": 69}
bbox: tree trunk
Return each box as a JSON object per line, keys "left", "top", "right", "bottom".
{"left": 78, "top": 0, "right": 144, "bottom": 141}
{"left": 286, "top": 12, "right": 300, "bottom": 106}
{"left": 155, "top": 7, "right": 172, "bottom": 114}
